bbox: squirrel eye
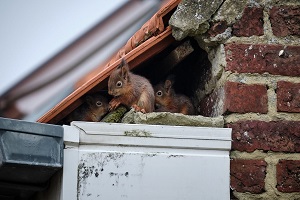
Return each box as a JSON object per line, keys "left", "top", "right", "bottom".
{"left": 156, "top": 91, "right": 163, "bottom": 96}
{"left": 116, "top": 81, "right": 122, "bottom": 87}
{"left": 96, "top": 101, "right": 102, "bottom": 107}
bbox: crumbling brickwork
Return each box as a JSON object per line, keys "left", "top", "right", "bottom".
{"left": 173, "top": 1, "right": 300, "bottom": 199}
{"left": 270, "top": 6, "right": 300, "bottom": 37}
{"left": 277, "top": 81, "right": 300, "bottom": 113}
{"left": 231, "top": 159, "right": 267, "bottom": 194}
{"left": 232, "top": 6, "right": 264, "bottom": 37}
{"left": 225, "top": 44, "right": 300, "bottom": 76}
{"left": 277, "top": 160, "right": 300, "bottom": 192}
{"left": 211, "top": 3, "right": 300, "bottom": 199}
{"left": 229, "top": 121, "right": 300, "bottom": 153}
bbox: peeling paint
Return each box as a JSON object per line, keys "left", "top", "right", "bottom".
{"left": 77, "top": 152, "right": 125, "bottom": 197}
{"left": 76, "top": 150, "right": 222, "bottom": 199}
{"left": 168, "top": 155, "right": 185, "bottom": 158}
{"left": 124, "top": 129, "right": 152, "bottom": 137}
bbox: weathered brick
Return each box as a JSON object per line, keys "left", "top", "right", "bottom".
{"left": 277, "top": 81, "right": 300, "bottom": 113}
{"left": 231, "top": 159, "right": 266, "bottom": 194}
{"left": 200, "top": 82, "right": 268, "bottom": 116}
{"left": 277, "top": 160, "right": 300, "bottom": 192}
{"left": 208, "top": 21, "right": 228, "bottom": 37}
{"left": 228, "top": 120, "right": 300, "bottom": 153}
{"left": 233, "top": 6, "right": 264, "bottom": 37}
{"left": 199, "top": 86, "right": 224, "bottom": 117}
{"left": 270, "top": 6, "right": 300, "bottom": 37}
{"left": 224, "top": 82, "right": 268, "bottom": 114}
{"left": 225, "top": 44, "right": 300, "bottom": 76}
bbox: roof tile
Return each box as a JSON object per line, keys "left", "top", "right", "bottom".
{"left": 37, "top": 0, "right": 180, "bottom": 124}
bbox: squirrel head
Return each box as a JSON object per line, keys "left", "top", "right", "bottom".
{"left": 85, "top": 94, "right": 109, "bottom": 119}
{"left": 154, "top": 79, "right": 174, "bottom": 107}
{"left": 108, "top": 58, "right": 131, "bottom": 97}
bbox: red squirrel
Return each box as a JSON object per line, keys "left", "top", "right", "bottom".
{"left": 108, "top": 58, "right": 155, "bottom": 113}
{"left": 63, "top": 93, "right": 109, "bottom": 124}
{"left": 154, "top": 78, "right": 195, "bottom": 115}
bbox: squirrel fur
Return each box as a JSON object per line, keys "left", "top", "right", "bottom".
{"left": 63, "top": 93, "right": 109, "bottom": 124}
{"left": 108, "top": 58, "right": 155, "bottom": 113}
{"left": 154, "top": 77, "right": 195, "bottom": 115}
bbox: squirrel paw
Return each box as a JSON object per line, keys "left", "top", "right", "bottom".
{"left": 132, "top": 104, "right": 146, "bottom": 113}
{"left": 109, "top": 99, "right": 121, "bottom": 111}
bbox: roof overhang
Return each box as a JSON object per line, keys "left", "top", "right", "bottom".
{"left": 38, "top": 0, "right": 181, "bottom": 124}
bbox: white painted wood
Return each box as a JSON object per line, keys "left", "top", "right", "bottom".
{"left": 62, "top": 148, "right": 79, "bottom": 200}
{"left": 63, "top": 125, "right": 79, "bottom": 146}
{"left": 72, "top": 122, "right": 230, "bottom": 140}
{"left": 63, "top": 122, "right": 232, "bottom": 200}
{"left": 61, "top": 125, "right": 80, "bottom": 200}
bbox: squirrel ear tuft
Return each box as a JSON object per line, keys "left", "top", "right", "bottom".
{"left": 164, "top": 80, "right": 172, "bottom": 94}
{"left": 117, "top": 57, "right": 127, "bottom": 69}
{"left": 121, "top": 57, "right": 127, "bottom": 67}
{"left": 120, "top": 58, "right": 129, "bottom": 80}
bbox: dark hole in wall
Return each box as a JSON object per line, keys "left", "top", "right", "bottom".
{"left": 132, "top": 37, "right": 212, "bottom": 113}
{"left": 168, "top": 41, "right": 211, "bottom": 97}
{"left": 60, "top": 37, "right": 212, "bottom": 124}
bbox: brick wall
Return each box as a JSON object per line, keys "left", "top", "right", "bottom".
{"left": 200, "top": 2, "right": 300, "bottom": 199}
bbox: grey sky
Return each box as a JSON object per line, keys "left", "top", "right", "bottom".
{"left": 0, "top": 0, "right": 125, "bottom": 95}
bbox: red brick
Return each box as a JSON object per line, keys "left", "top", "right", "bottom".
{"left": 233, "top": 6, "right": 264, "bottom": 37}
{"left": 277, "top": 160, "right": 300, "bottom": 192}
{"left": 200, "top": 82, "right": 268, "bottom": 116}
{"left": 277, "top": 81, "right": 300, "bottom": 113}
{"left": 225, "top": 44, "right": 300, "bottom": 76}
{"left": 270, "top": 6, "right": 300, "bottom": 37}
{"left": 231, "top": 159, "right": 266, "bottom": 194}
{"left": 228, "top": 120, "right": 300, "bottom": 153}
{"left": 224, "top": 82, "right": 268, "bottom": 114}
{"left": 208, "top": 21, "right": 228, "bottom": 37}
